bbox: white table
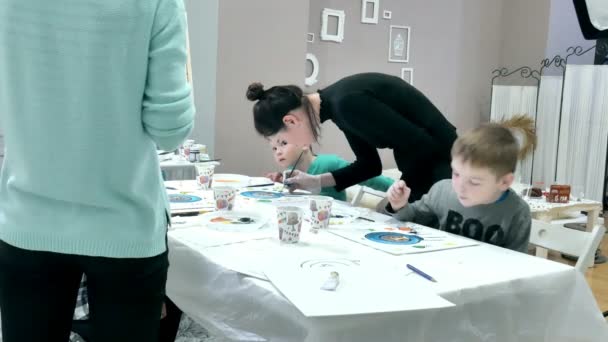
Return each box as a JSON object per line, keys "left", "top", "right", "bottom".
{"left": 166, "top": 183, "right": 608, "bottom": 342}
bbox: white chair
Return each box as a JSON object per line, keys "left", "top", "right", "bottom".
{"left": 350, "top": 186, "right": 387, "bottom": 208}
{"left": 346, "top": 168, "right": 400, "bottom": 209}
{"left": 530, "top": 218, "right": 606, "bottom": 273}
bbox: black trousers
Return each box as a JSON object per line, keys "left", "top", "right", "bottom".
{"left": 0, "top": 239, "right": 169, "bottom": 342}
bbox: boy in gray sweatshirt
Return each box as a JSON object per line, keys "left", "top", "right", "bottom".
{"left": 380, "top": 117, "right": 534, "bottom": 253}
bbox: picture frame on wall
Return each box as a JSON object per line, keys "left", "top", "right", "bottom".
{"left": 382, "top": 10, "right": 392, "bottom": 20}
{"left": 388, "top": 25, "right": 410, "bottom": 63}
{"left": 307, "top": 33, "right": 315, "bottom": 43}
{"left": 305, "top": 53, "right": 319, "bottom": 86}
{"left": 361, "top": 0, "right": 379, "bottom": 24}
{"left": 321, "top": 8, "right": 345, "bottom": 43}
{"left": 401, "top": 68, "right": 414, "bottom": 85}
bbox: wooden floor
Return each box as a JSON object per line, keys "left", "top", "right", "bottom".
{"left": 547, "top": 228, "right": 608, "bottom": 319}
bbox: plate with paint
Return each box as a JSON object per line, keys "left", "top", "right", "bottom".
{"left": 328, "top": 206, "right": 360, "bottom": 226}
{"left": 240, "top": 190, "right": 284, "bottom": 200}
{"left": 200, "top": 211, "right": 269, "bottom": 232}
{"left": 212, "top": 174, "right": 251, "bottom": 188}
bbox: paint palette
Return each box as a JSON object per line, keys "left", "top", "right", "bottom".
{"left": 329, "top": 223, "right": 478, "bottom": 255}
{"left": 167, "top": 190, "right": 215, "bottom": 214}
{"left": 240, "top": 190, "right": 284, "bottom": 200}
{"left": 200, "top": 211, "right": 269, "bottom": 232}
{"left": 364, "top": 232, "right": 423, "bottom": 245}
{"left": 329, "top": 207, "right": 360, "bottom": 226}
{"left": 169, "top": 194, "right": 202, "bottom": 203}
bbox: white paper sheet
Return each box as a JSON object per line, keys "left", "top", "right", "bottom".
{"left": 263, "top": 258, "right": 454, "bottom": 317}
{"left": 169, "top": 225, "right": 273, "bottom": 250}
{"left": 329, "top": 223, "right": 478, "bottom": 255}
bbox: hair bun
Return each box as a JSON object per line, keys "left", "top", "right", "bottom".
{"left": 246, "top": 82, "right": 265, "bottom": 101}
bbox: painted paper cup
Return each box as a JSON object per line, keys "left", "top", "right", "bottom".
{"left": 308, "top": 196, "right": 333, "bottom": 233}
{"left": 195, "top": 164, "right": 215, "bottom": 189}
{"left": 213, "top": 186, "right": 236, "bottom": 211}
{"left": 276, "top": 206, "right": 303, "bottom": 243}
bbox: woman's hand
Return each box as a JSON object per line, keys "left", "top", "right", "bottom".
{"left": 283, "top": 170, "right": 322, "bottom": 194}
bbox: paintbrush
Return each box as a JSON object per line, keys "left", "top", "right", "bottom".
{"left": 282, "top": 149, "right": 305, "bottom": 192}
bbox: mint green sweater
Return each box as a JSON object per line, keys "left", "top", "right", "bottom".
{"left": 308, "top": 155, "right": 395, "bottom": 201}
{"left": 0, "top": 0, "right": 194, "bottom": 257}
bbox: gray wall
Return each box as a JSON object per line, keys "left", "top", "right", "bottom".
{"left": 184, "top": 0, "right": 584, "bottom": 175}
{"left": 214, "top": 0, "right": 310, "bottom": 176}
{"left": 184, "top": 0, "right": 219, "bottom": 155}
{"left": 545, "top": 0, "right": 595, "bottom": 64}
{"left": 499, "top": 0, "right": 551, "bottom": 71}
{"left": 306, "top": 0, "right": 505, "bottom": 168}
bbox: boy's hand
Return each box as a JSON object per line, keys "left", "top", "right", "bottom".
{"left": 264, "top": 172, "right": 282, "bottom": 183}
{"left": 387, "top": 180, "right": 411, "bottom": 211}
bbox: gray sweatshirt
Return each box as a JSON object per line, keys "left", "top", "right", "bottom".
{"left": 381, "top": 180, "right": 531, "bottom": 253}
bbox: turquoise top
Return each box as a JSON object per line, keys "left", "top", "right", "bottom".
{"left": 0, "top": 0, "right": 194, "bottom": 257}
{"left": 308, "top": 155, "right": 394, "bottom": 201}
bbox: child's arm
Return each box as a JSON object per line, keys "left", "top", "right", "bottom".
{"left": 379, "top": 181, "right": 440, "bottom": 222}
{"left": 504, "top": 207, "right": 532, "bottom": 253}
{"left": 330, "top": 156, "right": 395, "bottom": 192}
{"left": 264, "top": 172, "right": 282, "bottom": 183}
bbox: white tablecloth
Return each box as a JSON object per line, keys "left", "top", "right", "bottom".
{"left": 166, "top": 191, "right": 608, "bottom": 342}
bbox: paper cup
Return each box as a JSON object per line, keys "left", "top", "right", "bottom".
{"left": 195, "top": 164, "right": 215, "bottom": 189}
{"left": 213, "top": 186, "right": 236, "bottom": 211}
{"left": 308, "top": 196, "right": 333, "bottom": 233}
{"left": 276, "top": 206, "right": 303, "bottom": 243}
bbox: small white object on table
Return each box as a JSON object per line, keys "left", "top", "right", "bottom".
{"left": 165, "top": 179, "right": 608, "bottom": 342}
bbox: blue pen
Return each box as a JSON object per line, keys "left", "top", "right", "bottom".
{"left": 407, "top": 264, "right": 437, "bottom": 282}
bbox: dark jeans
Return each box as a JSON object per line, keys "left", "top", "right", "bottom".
{"left": 0, "top": 239, "right": 169, "bottom": 342}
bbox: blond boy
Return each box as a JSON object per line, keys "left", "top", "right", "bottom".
{"left": 381, "top": 120, "right": 533, "bottom": 252}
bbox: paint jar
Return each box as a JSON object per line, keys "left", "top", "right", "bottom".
{"left": 189, "top": 150, "right": 200, "bottom": 162}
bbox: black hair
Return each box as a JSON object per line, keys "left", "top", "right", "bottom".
{"left": 246, "top": 82, "right": 320, "bottom": 141}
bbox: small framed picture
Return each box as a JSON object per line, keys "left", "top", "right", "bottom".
{"left": 388, "top": 25, "right": 410, "bottom": 63}
{"left": 321, "top": 8, "right": 345, "bottom": 43}
{"left": 382, "top": 10, "right": 392, "bottom": 19}
{"left": 306, "top": 33, "right": 315, "bottom": 43}
{"left": 361, "top": 0, "right": 379, "bottom": 24}
{"left": 401, "top": 68, "right": 414, "bottom": 85}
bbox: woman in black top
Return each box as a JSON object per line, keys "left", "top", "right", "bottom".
{"left": 246, "top": 72, "right": 457, "bottom": 202}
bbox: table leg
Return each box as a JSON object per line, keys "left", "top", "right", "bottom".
{"left": 535, "top": 214, "right": 551, "bottom": 259}
{"left": 535, "top": 246, "right": 549, "bottom": 258}
{"left": 585, "top": 208, "right": 603, "bottom": 268}
{"left": 586, "top": 208, "right": 599, "bottom": 231}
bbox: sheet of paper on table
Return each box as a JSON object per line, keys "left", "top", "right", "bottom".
{"left": 263, "top": 257, "right": 454, "bottom": 317}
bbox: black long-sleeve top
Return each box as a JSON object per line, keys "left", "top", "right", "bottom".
{"left": 318, "top": 73, "right": 457, "bottom": 191}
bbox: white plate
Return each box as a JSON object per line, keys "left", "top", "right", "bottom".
{"left": 329, "top": 206, "right": 360, "bottom": 226}
{"left": 200, "top": 210, "right": 269, "bottom": 232}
